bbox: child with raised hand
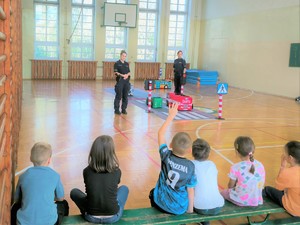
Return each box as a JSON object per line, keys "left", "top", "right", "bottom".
{"left": 12, "top": 142, "right": 69, "bottom": 225}
{"left": 70, "top": 135, "right": 129, "bottom": 224}
{"left": 264, "top": 141, "right": 300, "bottom": 217}
{"left": 221, "top": 136, "right": 265, "bottom": 206}
{"left": 149, "top": 102, "right": 197, "bottom": 215}
{"left": 192, "top": 139, "right": 224, "bottom": 225}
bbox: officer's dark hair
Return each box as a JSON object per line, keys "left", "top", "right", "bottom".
{"left": 177, "top": 50, "right": 183, "bottom": 55}
{"left": 120, "top": 50, "right": 127, "bottom": 56}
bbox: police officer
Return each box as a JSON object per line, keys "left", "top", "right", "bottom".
{"left": 173, "top": 50, "right": 186, "bottom": 95}
{"left": 114, "top": 50, "right": 130, "bottom": 115}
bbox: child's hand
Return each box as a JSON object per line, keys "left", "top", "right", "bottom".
{"left": 280, "top": 154, "right": 288, "bottom": 168}
{"left": 186, "top": 209, "right": 193, "bottom": 214}
{"left": 168, "top": 102, "right": 179, "bottom": 120}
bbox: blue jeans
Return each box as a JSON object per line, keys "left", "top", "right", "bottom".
{"left": 71, "top": 185, "right": 129, "bottom": 224}
{"left": 194, "top": 207, "right": 223, "bottom": 225}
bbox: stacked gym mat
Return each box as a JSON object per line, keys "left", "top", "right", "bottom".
{"left": 186, "top": 69, "right": 218, "bottom": 85}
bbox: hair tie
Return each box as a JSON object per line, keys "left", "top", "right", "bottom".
{"left": 249, "top": 152, "right": 253, "bottom": 156}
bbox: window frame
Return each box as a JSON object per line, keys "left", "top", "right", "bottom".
{"left": 167, "top": 0, "right": 190, "bottom": 62}
{"left": 137, "top": 0, "right": 160, "bottom": 62}
{"left": 34, "top": 0, "right": 60, "bottom": 59}
{"left": 70, "top": 0, "right": 95, "bottom": 60}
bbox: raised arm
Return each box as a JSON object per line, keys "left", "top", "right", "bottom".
{"left": 278, "top": 153, "right": 287, "bottom": 176}
{"left": 158, "top": 102, "right": 179, "bottom": 146}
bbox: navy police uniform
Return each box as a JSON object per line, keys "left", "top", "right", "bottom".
{"left": 173, "top": 58, "right": 186, "bottom": 94}
{"left": 114, "top": 60, "right": 130, "bottom": 114}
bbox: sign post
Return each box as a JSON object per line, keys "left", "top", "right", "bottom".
{"left": 216, "top": 83, "right": 228, "bottom": 120}
{"left": 146, "top": 80, "right": 153, "bottom": 113}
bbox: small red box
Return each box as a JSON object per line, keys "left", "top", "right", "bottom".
{"left": 166, "top": 92, "right": 193, "bottom": 111}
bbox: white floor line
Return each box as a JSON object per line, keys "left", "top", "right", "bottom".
{"left": 217, "top": 144, "right": 285, "bottom": 152}
{"left": 15, "top": 166, "right": 33, "bottom": 176}
{"left": 226, "top": 90, "right": 254, "bottom": 101}
{"left": 15, "top": 138, "right": 98, "bottom": 177}
{"left": 211, "top": 146, "right": 234, "bottom": 165}
{"left": 195, "top": 118, "right": 299, "bottom": 166}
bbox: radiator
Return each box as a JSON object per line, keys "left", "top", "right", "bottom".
{"left": 31, "top": 60, "right": 62, "bottom": 79}
{"left": 102, "top": 61, "right": 116, "bottom": 80}
{"left": 68, "top": 60, "right": 97, "bottom": 80}
{"left": 134, "top": 62, "right": 160, "bottom": 80}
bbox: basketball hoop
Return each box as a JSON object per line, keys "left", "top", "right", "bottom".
{"left": 118, "top": 21, "right": 127, "bottom": 26}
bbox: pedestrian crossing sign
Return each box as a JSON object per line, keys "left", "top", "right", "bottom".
{"left": 217, "top": 83, "right": 228, "bottom": 95}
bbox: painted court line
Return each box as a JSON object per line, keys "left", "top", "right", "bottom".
{"left": 114, "top": 116, "right": 161, "bottom": 169}
{"left": 180, "top": 112, "right": 199, "bottom": 120}
{"left": 217, "top": 144, "right": 285, "bottom": 152}
{"left": 211, "top": 146, "right": 234, "bottom": 165}
{"left": 162, "top": 112, "right": 188, "bottom": 120}
{"left": 15, "top": 127, "right": 140, "bottom": 177}
{"left": 226, "top": 90, "right": 254, "bottom": 101}
{"left": 195, "top": 118, "right": 299, "bottom": 166}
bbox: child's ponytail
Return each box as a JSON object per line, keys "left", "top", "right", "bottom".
{"left": 234, "top": 136, "right": 256, "bottom": 174}
{"left": 249, "top": 152, "right": 255, "bottom": 174}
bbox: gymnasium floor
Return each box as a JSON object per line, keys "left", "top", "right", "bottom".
{"left": 16, "top": 80, "right": 300, "bottom": 224}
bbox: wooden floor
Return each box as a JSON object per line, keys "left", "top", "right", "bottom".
{"left": 16, "top": 80, "right": 300, "bottom": 225}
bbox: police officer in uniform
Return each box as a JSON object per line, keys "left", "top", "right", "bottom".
{"left": 173, "top": 50, "right": 186, "bottom": 95}
{"left": 114, "top": 50, "right": 130, "bottom": 115}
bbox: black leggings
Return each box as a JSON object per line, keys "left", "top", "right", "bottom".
{"left": 263, "top": 186, "right": 284, "bottom": 207}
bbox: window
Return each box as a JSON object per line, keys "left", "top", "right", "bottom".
{"left": 105, "top": 0, "right": 128, "bottom": 60}
{"left": 137, "top": 0, "right": 159, "bottom": 61}
{"left": 70, "top": 0, "right": 95, "bottom": 60}
{"left": 34, "top": 0, "right": 59, "bottom": 59}
{"left": 167, "top": 0, "right": 190, "bottom": 61}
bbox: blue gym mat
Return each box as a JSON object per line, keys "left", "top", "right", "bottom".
{"left": 105, "top": 88, "right": 216, "bottom": 120}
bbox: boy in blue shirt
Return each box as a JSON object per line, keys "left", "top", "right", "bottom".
{"left": 12, "top": 142, "right": 69, "bottom": 225}
{"left": 149, "top": 102, "right": 197, "bottom": 215}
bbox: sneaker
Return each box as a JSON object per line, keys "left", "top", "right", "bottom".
{"left": 114, "top": 111, "right": 121, "bottom": 115}
{"left": 121, "top": 110, "right": 127, "bottom": 115}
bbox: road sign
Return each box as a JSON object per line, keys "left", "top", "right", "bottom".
{"left": 217, "top": 83, "right": 228, "bottom": 95}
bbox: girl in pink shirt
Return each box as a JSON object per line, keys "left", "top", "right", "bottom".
{"left": 221, "top": 136, "right": 265, "bottom": 206}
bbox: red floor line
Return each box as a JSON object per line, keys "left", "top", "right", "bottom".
{"left": 218, "top": 220, "right": 228, "bottom": 225}
{"left": 113, "top": 124, "right": 161, "bottom": 169}
{"left": 254, "top": 128, "right": 288, "bottom": 141}
{"left": 199, "top": 125, "right": 297, "bottom": 131}
{"left": 116, "top": 117, "right": 228, "bottom": 225}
